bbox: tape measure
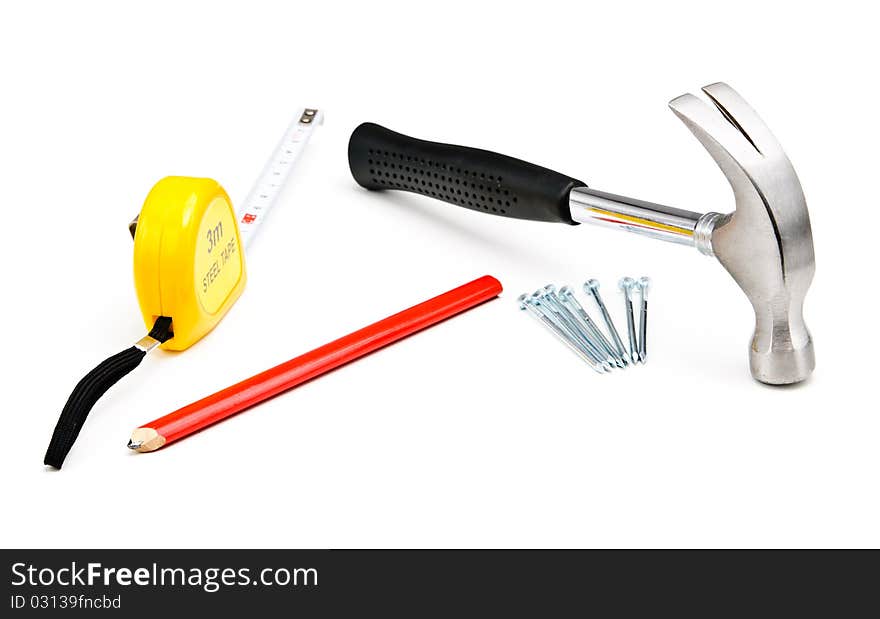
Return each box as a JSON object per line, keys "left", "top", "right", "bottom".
{"left": 45, "top": 107, "right": 323, "bottom": 468}
{"left": 131, "top": 108, "right": 322, "bottom": 350}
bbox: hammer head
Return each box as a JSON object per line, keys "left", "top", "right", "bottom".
{"left": 669, "top": 83, "right": 815, "bottom": 385}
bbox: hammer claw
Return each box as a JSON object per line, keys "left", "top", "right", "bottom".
{"left": 668, "top": 92, "right": 762, "bottom": 173}
{"left": 701, "top": 82, "right": 787, "bottom": 160}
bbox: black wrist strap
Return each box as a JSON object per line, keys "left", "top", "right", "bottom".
{"left": 44, "top": 317, "right": 173, "bottom": 469}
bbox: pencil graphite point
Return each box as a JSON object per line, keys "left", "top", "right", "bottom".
{"left": 127, "top": 427, "right": 166, "bottom": 453}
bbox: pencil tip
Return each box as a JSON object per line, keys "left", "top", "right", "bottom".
{"left": 127, "top": 427, "right": 166, "bottom": 453}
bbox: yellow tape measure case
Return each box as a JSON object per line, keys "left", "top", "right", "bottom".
{"left": 133, "top": 176, "right": 247, "bottom": 351}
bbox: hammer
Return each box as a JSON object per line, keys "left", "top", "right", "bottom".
{"left": 347, "top": 82, "right": 815, "bottom": 385}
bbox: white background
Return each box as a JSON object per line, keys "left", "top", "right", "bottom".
{"left": 1, "top": 0, "right": 877, "bottom": 549}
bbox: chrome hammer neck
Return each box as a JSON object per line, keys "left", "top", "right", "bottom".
{"left": 568, "top": 187, "right": 726, "bottom": 257}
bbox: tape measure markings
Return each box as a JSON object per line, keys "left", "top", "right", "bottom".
{"left": 237, "top": 108, "right": 323, "bottom": 249}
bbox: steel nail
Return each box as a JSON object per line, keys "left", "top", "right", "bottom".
{"left": 518, "top": 294, "right": 607, "bottom": 374}
{"left": 537, "top": 286, "right": 614, "bottom": 372}
{"left": 619, "top": 277, "right": 639, "bottom": 364}
{"left": 637, "top": 277, "right": 650, "bottom": 363}
{"left": 558, "top": 285, "right": 627, "bottom": 368}
{"left": 583, "top": 279, "right": 628, "bottom": 363}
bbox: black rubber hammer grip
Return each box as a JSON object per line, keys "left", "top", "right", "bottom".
{"left": 348, "top": 123, "right": 585, "bottom": 224}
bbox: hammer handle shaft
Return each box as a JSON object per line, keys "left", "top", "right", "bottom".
{"left": 349, "top": 123, "right": 585, "bottom": 224}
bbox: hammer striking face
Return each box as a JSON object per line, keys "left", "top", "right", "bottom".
{"left": 347, "top": 82, "right": 816, "bottom": 384}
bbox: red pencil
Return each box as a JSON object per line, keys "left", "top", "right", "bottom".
{"left": 128, "top": 275, "right": 502, "bottom": 452}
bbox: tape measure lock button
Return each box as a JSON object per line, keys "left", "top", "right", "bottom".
{"left": 133, "top": 176, "right": 247, "bottom": 351}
